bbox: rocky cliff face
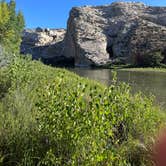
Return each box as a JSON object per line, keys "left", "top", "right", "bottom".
{"left": 21, "top": 2, "right": 166, "bottom": 67}
{"left": 64, "top": 2, "right": 166, "bottom": 66}
{"left": 21, "top": 28, "right": 74, "bottom": 66}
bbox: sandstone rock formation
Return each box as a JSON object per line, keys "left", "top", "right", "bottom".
{"left": 21, "top": 28, "right": 73, "bottom": 66}
{"left": 21, "top": 2, "right": 166, "bottom": 67}
{"left": 64, "top": 2, "right": 166, "bottom": 66}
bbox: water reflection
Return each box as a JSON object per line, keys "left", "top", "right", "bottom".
{"left": 69, "top": 68, "right": 166, "bottom": 109}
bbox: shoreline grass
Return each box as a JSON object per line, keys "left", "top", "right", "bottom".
{"left": 118, "top": 67, "right": 166, "bottom": 73}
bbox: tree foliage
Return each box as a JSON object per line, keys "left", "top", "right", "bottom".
{"left": 134, "top": 51, "right": 164, "bottom": 67}
{"left": 0, "top": 0, "right": 25, "bottom": 53}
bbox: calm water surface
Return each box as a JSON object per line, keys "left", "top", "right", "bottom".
{"left": 69, "top": 68, "right": 166, "bottom": 109}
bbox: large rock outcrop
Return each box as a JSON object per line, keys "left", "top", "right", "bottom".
{"left": 64, "top": 2, "right": 166, "bottom": 66}
{"left": 21, "top": 28, "right": 74, "bottom": 66}
{"left": 21, "top": 2, "right": 166, "bottom": 67}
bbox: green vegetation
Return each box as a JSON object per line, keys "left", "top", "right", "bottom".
{"left": 119, "top": 67, "right": 166, "bottom": 73}
{"left": 0, "top": 1, "right": 165, "bottom": 165}
{"left": 107, "top": 51, "right": 166, "bottom": 69}
{"left": 0, "top": 56, "right": 165, "bottom": 165}
{"left": 134, "top": 51, "right": 166, "bottom": 68}
{"left": 0, "top": 0, "right": 24, "bottom": 53}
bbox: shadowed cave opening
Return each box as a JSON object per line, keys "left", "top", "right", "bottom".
{"left": 162, "top": 48, "right": 166, "bottom": 64}
{"left": 106, "top": 45, "right": 114, "bottom": 58}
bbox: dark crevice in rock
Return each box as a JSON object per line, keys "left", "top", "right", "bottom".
{"left": 106, "top": 45, "right": 114, "bottom": 58}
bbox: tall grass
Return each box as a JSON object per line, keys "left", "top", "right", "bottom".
{"left": 0, "top": 56, "right": 165, "bottom": 165}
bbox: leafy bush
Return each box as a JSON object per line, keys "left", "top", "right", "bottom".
{"left": 0, "top": 57, "right": 165, "bottom": 165}
{"left": 135, "top": 52, "right": 164, "bottom": 67}
{"left": 0, "top": 67, "right": 11, "bottom": 99}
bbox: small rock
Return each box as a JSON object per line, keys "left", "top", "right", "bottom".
{"left": 36, "top": 27, "right": 44, "bottom": 32}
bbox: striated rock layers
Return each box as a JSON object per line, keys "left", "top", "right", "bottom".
{"left": 21, "top": 2, "right": 166, "bottom": 67}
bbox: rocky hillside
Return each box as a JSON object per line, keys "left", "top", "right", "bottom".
{"left": 21, "top": 2, "right": 166, "bottom": 67}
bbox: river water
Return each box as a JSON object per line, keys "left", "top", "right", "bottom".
{"left": 69, "top": 68, "right": 166, "bottom": 110}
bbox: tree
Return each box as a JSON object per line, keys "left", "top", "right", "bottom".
{"left": 17, "top": 11, "right": 25, "bottom": 32}
{"left": 135, "top": 51, "right": 164, "bottom": 67}
{"left": 0, "top": 0, "right": 25, "bottom": 53}
{"left": 0, "top": 1, "right": 11, "bottom": 44}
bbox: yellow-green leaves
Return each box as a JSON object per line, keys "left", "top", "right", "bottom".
{"left": 0, "top": 0, "right": 25, "bottom": 53}
{"left": 0, "top": 2, "right": 10, "bottom": 25}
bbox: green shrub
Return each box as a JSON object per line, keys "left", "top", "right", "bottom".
{"left": 135, "top": 52, "right": 164, "bottom": 67}
{"left": 0, "top": 57, "right": 165, "bottom": 165}
{"left": 0, "top": 68, "right": 11, "bottom": 99}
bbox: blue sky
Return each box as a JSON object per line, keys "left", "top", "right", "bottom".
{"left": 15, "top": 0, "right": 166, "bottom": 29}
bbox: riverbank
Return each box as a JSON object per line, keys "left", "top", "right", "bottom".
{"left": 97, "top": 63, "right": 166, "bottom": 72}
{"left": 118, "top": 67, "right": 166, "bottom": 73}
{"left": 0, "top": 57, "right": 165, "bottom": 165}
{"left": 70, "top": 67, "right": 166, "bottom": 110}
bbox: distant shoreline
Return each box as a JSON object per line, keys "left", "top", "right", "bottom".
{"left": 118, "top": 67, "right": 166, "bottom": 73}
